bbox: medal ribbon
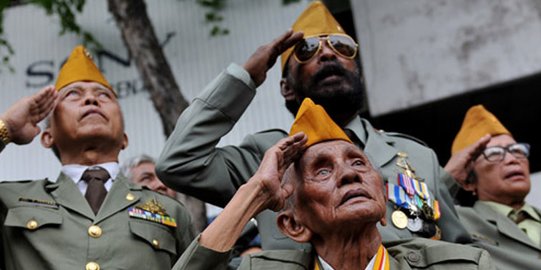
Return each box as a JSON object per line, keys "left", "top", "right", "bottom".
{"left": 313, "top": 245, "right": 390, "bottom": 270}
{"left": 433, "top": 200, "right": 441, "bottom": 220}
{"left": 412, "top": 178, "right": 429, "bottom": 200}
{"left": 398, "top": 173, "right": 414, "bottom": 196}
{"left": 386, "top": 183, "right": 408, "bottom": 208}
{"left": 373, "top": 245, "right": 391, "bottom": 270}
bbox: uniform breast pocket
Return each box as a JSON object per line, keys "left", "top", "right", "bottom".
{"left": 4, "top": 206, "right": 63, "bottom": 230}
{"left": 129, "top": 220, "right": 177, "bottom": 256}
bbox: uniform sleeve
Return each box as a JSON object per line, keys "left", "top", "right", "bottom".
{"left": 156, "top": 64, "right": 262, "bottom": 207}
{"left": 432, "top": 154, "right": 472, "bottom": 244}
{"left": 172, "top": 235, "right": 234, "bottom": 270}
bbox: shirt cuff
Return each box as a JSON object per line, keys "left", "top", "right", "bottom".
{"left": 226, "top": 63, "right": 257, "bottom": 90}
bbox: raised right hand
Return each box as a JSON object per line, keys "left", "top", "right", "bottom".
{"left": 0, "top": 86, "right": 57, "bottom": 145}
{"left": 243, "top": 30, "right": 304, "bottom": 87}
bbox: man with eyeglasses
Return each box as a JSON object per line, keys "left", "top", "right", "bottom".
{"left": 448, "top": 105, "right": 540, "bottom": 269}
{"left": 157, "top": 0, "right": 470, "bottom": 250}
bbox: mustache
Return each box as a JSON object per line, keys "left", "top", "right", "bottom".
{"left": 312, "top": 62, "right": 348, "bottom": 83}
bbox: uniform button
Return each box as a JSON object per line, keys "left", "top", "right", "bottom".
{"left": 88, "top": 225, "right": 102, "bottom": 238}
{"left": 407, "top": 251, "right": 420, "bottom": 262}
{"left": 26, "top": 219, "right": 38, "bottom": 230}
{"left": 152, "top": 239, "right": 160, "bottom": 248}
{"left": 126, "top": 193, "right": 135, "bottom": 201}
{"left": 85, "top": 262, "right": 100, "bottom": 270}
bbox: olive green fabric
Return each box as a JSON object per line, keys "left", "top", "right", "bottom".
{"left": 172, "top": 236, "right": 493, "bottom": 270}
{"left": 0, "top": 173, "right": 194, "bottom": 270}
{"left": 156, "top": 63, "right": 470, "bottom": 248}
{"left": 457, "top": 202, "right": 541, "bottom": 270}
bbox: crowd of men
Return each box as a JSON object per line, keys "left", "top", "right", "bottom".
{"left": 0, "top": 1, "right": 538, "bottom": 269}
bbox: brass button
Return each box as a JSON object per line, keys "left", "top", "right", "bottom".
{"left": 152, "top": 239, "right": 159, "bottom": 248}
{"left": 126, "top": 193, "right": 135, "bottom": 201}
{"left": 88, "top": 225, "right": 102, "bottom": 238}
{"left": 26, "top": 219, "right": 38, "bottom": 230}
{"left": 85, "top": 262, "right": 100, "bottom": 270}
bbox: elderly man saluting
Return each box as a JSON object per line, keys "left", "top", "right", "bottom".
{"left": 447, "top": 105, "right": 541, "bottom": 270}
{"left": 173, "top": 99, "right": 493, "bottom": 270}
{"left": 0, "top": 46, "right": 193, "bottom": 270}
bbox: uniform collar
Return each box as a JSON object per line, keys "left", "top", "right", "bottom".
{"left": 60, "top": 162, "right": 119, "bottom": 184}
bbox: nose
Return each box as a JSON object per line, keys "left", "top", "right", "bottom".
{"left": 317, "top": 40, "right": 338, "bottom": 62}
{"left": 83, "top": 92, "right": 99, "bottom": 106}
{"left": 336, "top": 164, "right": 362, "bottom": 187}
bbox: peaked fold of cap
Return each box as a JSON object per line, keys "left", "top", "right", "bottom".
{"left": 451, "top": 105, "right": 511, "bottom": 154}
{"left": 55, "top": 45, "right": 115, "bottom": 95}
{"left": 289, "top": 98, "right": 352, "bottom": 147}
{"left": 280, "top": 1, "right": 347, "bottom": 70}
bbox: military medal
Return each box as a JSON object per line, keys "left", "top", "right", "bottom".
{"left": 391, "top": 210, "right": 408, "bottom": 229}
{"left": 406, "top": 217, "right": 423, "bottom": 232}
{"left": 128, "top": 198, "right": 177, "bottom": 227}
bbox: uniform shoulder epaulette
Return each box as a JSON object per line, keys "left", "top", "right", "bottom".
{"left": 383, "top": 131, "right": 428, "bottom": 147}
{"left": 0, "top": 178, "right": 47, "bottom": 184}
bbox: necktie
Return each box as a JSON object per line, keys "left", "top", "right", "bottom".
{"left": 82, "top": 166, "right": 110, "bottom": 214}
{"left": 509, "top": 210, "right": 528, "bottom": 224}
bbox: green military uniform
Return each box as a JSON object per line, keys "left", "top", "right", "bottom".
{"left": 0, "top": 172, "right": 194, "bottom": 270}
{"left": 457, "top": 202, "right": 541, "bottom": 270}
{"left": 156, "top": 63, "right": 470, "bottom": 249}
{"left": 171, "top": 236, "right": 493, "bottom": 270}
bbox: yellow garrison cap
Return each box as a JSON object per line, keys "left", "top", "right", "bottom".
{"left": 289, "top": 98, "right": 352, "bottom": 147}
{"left": 451, "top": 105, "right": 510, "bottom": 154}
{"left": 280, "top": 1, "right": 347, "bottom": 70}
{"left": 55, "top": 45, "right": 115, "bottom": 95}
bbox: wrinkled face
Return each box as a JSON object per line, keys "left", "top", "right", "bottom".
{"left": 50, "top": 81, "right": 126, "bottom": 149}
{"left": 130, "top": 162, "right": 177, "bottom": 199}
{"left": 284, "top": 36, "right": 364, "bottom": 118}
{"left": 292, "top": 140, "right": 386, "bottom": 233}
{"left": 473, "top": 134, "right": 530, "bottom": 204}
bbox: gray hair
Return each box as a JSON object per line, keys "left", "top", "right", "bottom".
{"left": 121, "top": 154, "right": 156, "bottom": 180}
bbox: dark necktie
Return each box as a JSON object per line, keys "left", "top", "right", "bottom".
{"left": 82, "top": 166, "right": 110, "bottom": 214}
{"left": 509, "top": 210, "right": 529, "bottom": 224}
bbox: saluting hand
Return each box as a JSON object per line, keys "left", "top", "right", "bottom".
{"left": 243, "top": 30, "right": 304, "bottom": 87}
{"left": 0, "top": 86, "right": 58, "bottom": 145}
{"left": 253, "top": 132, "right": 307, "bottom": 212}
{"left": 444, "top": 134, "right": 491, "bottom": 186}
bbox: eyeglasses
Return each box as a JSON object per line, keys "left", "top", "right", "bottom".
{"left": 293, "top": 34, "right": 358, "bottom": 63}
{"left": 479, "top": 143, "right": 530, "bottom": 162}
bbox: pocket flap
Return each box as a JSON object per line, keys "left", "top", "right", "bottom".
{"left": 4, "top": 207, "right": 62, "bottom": 229}
{"left": 129, "top": 220, "right": 177, "bottom": 255}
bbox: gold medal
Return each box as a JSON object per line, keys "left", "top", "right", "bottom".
{"left": 391, "top": 210, "right": 408, "bottom": 229}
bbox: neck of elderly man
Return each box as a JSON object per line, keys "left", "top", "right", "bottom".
{"left": 41, "top": 81, "right": 128, "bottom": 165}
{"left": 279, "top": 140, "right": 387, "bottom": 270}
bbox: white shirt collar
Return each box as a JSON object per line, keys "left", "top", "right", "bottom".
{"left": 59, "top": 162, "right": 119, "bottom": 194}
{"left": 318, "top": 254, "right": 376, "bottom": 270}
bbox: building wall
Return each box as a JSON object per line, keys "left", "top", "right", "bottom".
{"left": 352, "top": 0, "right": 541, "bottom": 116}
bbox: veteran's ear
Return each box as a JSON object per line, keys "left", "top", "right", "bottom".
{"left": 277, "top": 210, "right": 312, "bottom": 243}
{"left": 121, "top": 133, "right": 129, "bottom": 150}
{"left": 40, "top": 128, "right": 54, "bottom": 149}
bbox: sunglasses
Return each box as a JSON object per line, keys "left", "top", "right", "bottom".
{"left": 293, "top": 34, "right": 358, "bottom": 64}
{"left": 479, "top": 143, "right": 530, "bottom": 162}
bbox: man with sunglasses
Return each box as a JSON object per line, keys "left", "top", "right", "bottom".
{"left": 447, "top": 105, "right": 540, "bottom": 269}
{"left": 157, "top": 1, "right": 470, "bottom": 250}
